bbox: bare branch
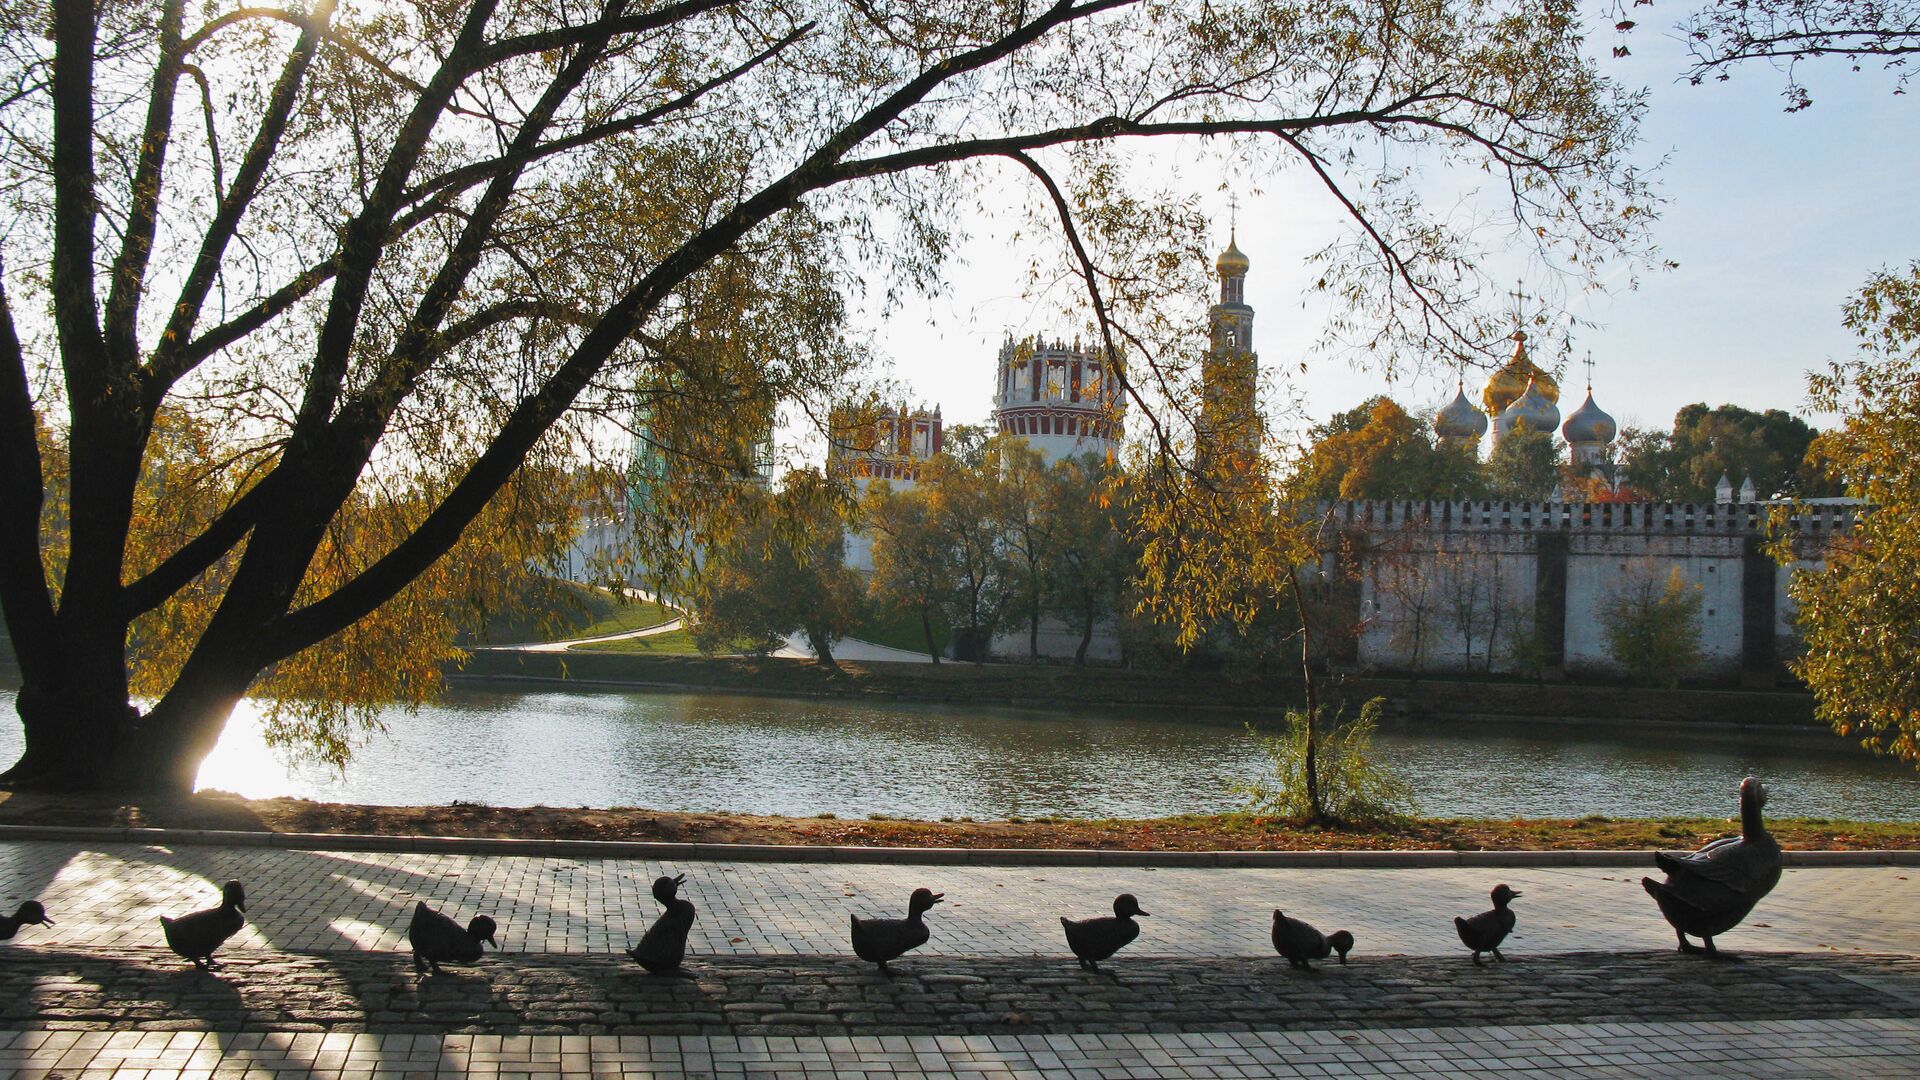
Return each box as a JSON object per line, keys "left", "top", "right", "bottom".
{"left": 104, "top": 0, "right": 185, "bottom": 365}
{"left": 146, "top": 0, "right": 339, "bottom": 397}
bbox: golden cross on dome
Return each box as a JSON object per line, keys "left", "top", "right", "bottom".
{"left": 1583, "top": 350, "right": 1596, "bottom": 390}
{"left": 1227, "top": 191, "right": 1239, "bottom": 241}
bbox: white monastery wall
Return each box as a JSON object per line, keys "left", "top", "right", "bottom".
{"left": 1334, "top": 499, "right": 1857, "bottom": 683}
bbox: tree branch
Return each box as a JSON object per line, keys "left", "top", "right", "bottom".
{"left": 0, "top": 265, "right": 57, "bottom": 672}
{"left": 397, "top": 19, "right": 814, "bottom": 213}
{"left": 145, "top": 0, "right": 338, "bottom": 398}
{"left": 268, "top": 0, "right": 1130, "bottom": 656}
{"left": 104, "top": 0, "right": 185, "bottom": 367}
{"left": 49, "top": 0, "right": 106, "bottom": 390}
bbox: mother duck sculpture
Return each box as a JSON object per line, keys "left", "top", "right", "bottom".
{"left": 629, "top": 873, "right": 696, "bottom": 974}
{"left": 1062, "top": 893, "right": 1149, "bottom": 972}
{"left": 161, "top": 880, "right": 246, "bottom": 970}
{"left": 1643, "top": 776, "right": 1783, "bottom": 958}
{"left": 850, "top": 887, "right": 943, "bottom": 973}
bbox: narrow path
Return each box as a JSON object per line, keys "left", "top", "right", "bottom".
{"left": 5, "top": 842, "right": 1917, "bottom": 957}
{"left": 4, "top": 841, "right": 1918, "bottom": 1073}
{"left": 773, "top": 633, "right": 937, "bottom": 664}
{"left": 492, "top": 616, "right": 684, "bottom": 653}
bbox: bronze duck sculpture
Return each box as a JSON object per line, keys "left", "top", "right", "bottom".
{"left": 1271, "top": 909, "right": 1353, "bottom": 970}
{"left": 1062, "top": 893, "right": 1149, "bottom": 972}
{"left": 628, "top": 873, "right": 696, "bottom": 974}
{"left": 850, "top": 887, "right": 943, "bottom": 974}
{"left": 0, "top": 901, "right": 54, "bottom": 942}
{"left": 408, "top": 900, "right": 498, "bottom": 974}
{"left": 1454, "top": 883, "right": 1520, "bottom": 963}
{"left": 1643, "top": 776, "right": 1783, "bottom": 959}
{"left": 161, "top": 880, "right": 246, "bottom": 970}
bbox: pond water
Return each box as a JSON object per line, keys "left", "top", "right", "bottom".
{"left": 0, "top": 686, "right": 1915, "bottom": 821}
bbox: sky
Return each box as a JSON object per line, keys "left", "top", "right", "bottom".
{"left": 843, "top": 8, "right": 1920, "bottom": 443}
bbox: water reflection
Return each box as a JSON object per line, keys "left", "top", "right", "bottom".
{"left": 0, "top": 686, "right": 1914, "bottom": 821}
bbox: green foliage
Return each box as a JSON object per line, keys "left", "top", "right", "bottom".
{"left": 1231, "top": 699, "right": 1416, "bottom": 826}
{"left": 1300, "top": 397, "right": 1487, "bottom": 501}
{"left": 853, "top": 602, "right": 952, "bottom": 656}
{"left": 1600, "top": 564, "right": 1705, "bottom": 687}
{"left": 454, "top": 578, "right": 627, "bottom": 647}
{"left": 1484, "top": 423, "right": 1564, "bottom": 500}
{"left": 690, "top": 469, "right": 865, "bottom": 668}
{"left": 1617, "top": 404, "right": 1835, "bottom": 502}
{"left": 1041, "top": 455, "right": 1135, "bottom": 665}
{"left": 1786, "top": 262, "right": 1920, "bottom": 764}
{"left": 864, "top": 483, "right": 956, "bottom": 663}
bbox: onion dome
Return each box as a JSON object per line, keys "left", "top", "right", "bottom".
{"left": 1216, "top": 237, "right": 1250, "bottom": 276}
{"left": 1481, "top": 330, "right": 1560, "bottom": 416}
{"left": 1561, "top": 389, "right": 1617, "bottom": 445}
{"left": 1434, "top": 383, "right": 1489, "bottom": 441}
{"left": 1500, "top": 377, "right": 1560, "bottom": 435}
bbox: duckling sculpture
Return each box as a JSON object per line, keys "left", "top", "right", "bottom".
{"left": 628, "top": 873, "right": 696, "bottom": 974}
{"left": 1271, "top": 909, "right": 1353, "bottom": 970}
{"left": 161, "top": 880, "right": 246, "bottom": 970}
{"left": 1454, "top": 883, "right": 1520, "bottom": 963}
{"left": 408, "top": 900, "right": 499, "bottom": 974}
{"left": 1643, "top": 776, "right": 1783, "bottom": 959}
{"left": 1062, "top": 893, "right": 1149, "bottom": 972}
{"left": 850, "top": 887, "right": 943, "bottom": 974}
{"left": 0, "top": 901, "right": 54, "bottom": 942}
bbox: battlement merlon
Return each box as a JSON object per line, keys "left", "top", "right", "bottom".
{"left": 1319, "top": 499, "right": 1862, "bottom": 539}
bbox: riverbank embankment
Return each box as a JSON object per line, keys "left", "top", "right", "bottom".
{"left": 454, "top": 648, "right": 1822, "bottom": 728}
{"left": 6, "top": 791, "right": 1908, "bottom": 854}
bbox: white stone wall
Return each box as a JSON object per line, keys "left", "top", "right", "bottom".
{"left": 1562, "top": 533, "right": 1747, "bottom": 676}
{"left": 1332, "top": 500, "right": 1857, "bottom": 681}
{"left": 1357, "top": 531, "right": 1538, "bottom": 674}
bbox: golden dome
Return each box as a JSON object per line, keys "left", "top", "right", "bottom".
{"left": 1216, "top": 237, "right": 1249, "bottom": 276}
{"left": 1481, "top": 330, "right": 1559, "bottom": 416}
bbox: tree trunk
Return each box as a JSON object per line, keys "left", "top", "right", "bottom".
{"left": 1287, "top": 567, "right": 1323, "bottom": 824}
{"left": 1028, "top": 598, "right": 1040, "bottom": 661}
{"left": 1074, "top": 607, "right": 1093, "bottom": 666}
{"left": 920, "top": 607, "right": 940, "bottom": 664}
{"left": 1, "top": 599, "right": 138, "bottom": 791}
{"left": 2, "top": 628, "right": 249, "bottom": 796}
{"left": 808, "top": 626, "right": 840, "bottom": 671}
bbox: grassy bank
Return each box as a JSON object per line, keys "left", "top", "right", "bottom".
{"left": 455, "top": 649, "right": 1822, "bottom": 728}
{"left": 0, "top": 791, "right": 1909, "bottom": 850}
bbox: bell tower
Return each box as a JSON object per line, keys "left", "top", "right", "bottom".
{"left": 1199, "top": 218, "right": 1260, "bottom": 472}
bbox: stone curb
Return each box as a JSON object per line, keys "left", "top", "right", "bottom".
{"left": 1, "top": 824, "right": 1916, "bottom": 868}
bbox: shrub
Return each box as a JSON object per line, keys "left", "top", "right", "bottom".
{"left": 1601, "top": 563, "right": 1705, "bottom": 687}
{"left": 1231, "top": 697, "right": 1416, "bottom": 825}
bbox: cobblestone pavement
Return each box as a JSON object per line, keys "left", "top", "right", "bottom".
{"left": 2, "top": 1018, "right": 1917, "bottom": 1078}
{"left": 3, "top": 842, "right": 1915, "bottom": 959}
{"left": 5, "top": 841, "right": 1918, "bottom": 1075}
{"left": 1, "top": 948, "right": 1918, "bottom": 1037}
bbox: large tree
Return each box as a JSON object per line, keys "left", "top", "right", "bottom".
{"left": 1298, "top": 396, "right": 1484, "bottom": 501}
{"left": 1789, "top": 264, "right": 1920, "bottom": 763}
{"left": 1616, "top": 403, "right": 1832, "bottom": 502}
{"left": 3, "top": 0, "right": 1650, "bottom": 791}
{"left": 690, "top": 469, "right": 863, "bottom": 668}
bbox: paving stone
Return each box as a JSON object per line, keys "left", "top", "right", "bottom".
{"left": 0, "top": 947, "right": 1915, "bottom": 1037}
{"left": 5, "top": 841, "right": 1919, "bottom": 959}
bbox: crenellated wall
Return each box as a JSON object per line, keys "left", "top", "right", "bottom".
{"left": 1329, "top": 499, "right": 1858, "bottom": 683}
